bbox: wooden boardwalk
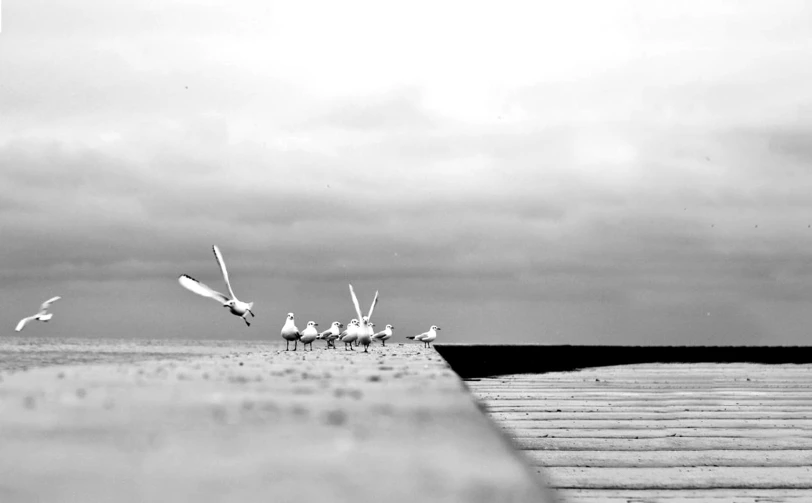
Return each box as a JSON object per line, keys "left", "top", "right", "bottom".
{"left": 466, "top": 363, "right": 812, "bottom": 503}
{"left": 0, "top": 339, "right": 552, "bottom": 503}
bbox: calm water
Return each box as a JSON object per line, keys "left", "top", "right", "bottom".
{"left": 0, "top": 337, "right": 276, "bottom": 372}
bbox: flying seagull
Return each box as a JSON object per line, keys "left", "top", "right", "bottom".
{"left": 178, "top": 245, "right": 254, "bottom": 326}
{"left": 15, "top": 296, "right": 61, "bottom": 332}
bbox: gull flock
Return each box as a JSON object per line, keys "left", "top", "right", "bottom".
{"left": 13, "top": 245, "right": 441, "bottom": 352}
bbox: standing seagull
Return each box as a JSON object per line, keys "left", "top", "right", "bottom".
{"left": 340, "top": 319, "right": 359, "bottom": 350}
{"left": 372, "top": 324, "right": 395, "bottom": 346}
{"left": 15, "top": 296, "right": 61, "bottom": 332}
{"left": 178, "top": 245, "right": 255, "bottom": 326}
{"left": 407, "top": 325, "right": 441, "bottom": 348}
{"left": 349, "top": 284, "right": 379, "bottom": 353}
{"left": 300, "top": 321, "right": 319, "bottom": 351}
{"left": 318, "top": 321, "right": 343, "bottom": 349}
{"left": 281, "top": 313, "right": 300, "bottom": 351}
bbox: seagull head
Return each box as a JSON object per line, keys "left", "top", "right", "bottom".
{"left": 307, "top": 321, "right": 317, "bottom": 327}
{"left": 332, "top": 321, "right": 342, "bottom": 328}
{"left": 386, "top": 324, "right": 394, "bottom": 329}
{"left": 287, "top": 313, "right": 295, "bottom": 320}
{"left": 350, "top": 318, "right": 358, "bottom": 325}
{"left": 431, "top": 325, "right": 440, "bottom": 331}
{"left": 223, "top": 300, "right": 236, "bottom": 308}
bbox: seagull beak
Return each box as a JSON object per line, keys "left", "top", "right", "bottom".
{"left": 436, "top": 327, "right": 441, "bottom": 330}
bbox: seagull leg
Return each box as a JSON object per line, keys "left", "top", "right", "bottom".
{"left": 382, "top": 341, "right": 386, "bottom": 347}
{"left": 286, "top": 340, "right": 290, "bottom": 351}
{"left": 294, "top": 340, "right": 298, "bottom": 351}
{"left": 243, "top": 317, "right": 250, "bottom": 327}
{"left": 249, "top": 310, "right": 255, "bottom": 317}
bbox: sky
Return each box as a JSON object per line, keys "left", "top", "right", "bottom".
{"left": 2, "top": 0, "right": 812, "bottom": 344}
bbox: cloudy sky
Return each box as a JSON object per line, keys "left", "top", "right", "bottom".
{"left": 2, "top": 0, "right": 812, "bottom": 344}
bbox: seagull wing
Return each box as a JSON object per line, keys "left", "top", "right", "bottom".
{"left": 372, "top": 330, "right": 385, "bottom": 339}
{"left": 178, "top": 275, "right": 229, "bottom": 303}
{"left": 349, "top": 284, "right": 363, "bottom": 321}
{"left": 39, "top": 296, "right": 61, "bottom": 313}
{"left": 367, "top": 290, "right": 379, "bottom": 320}
{"left": 212, "top": 245, "right": 237, "bottom": 300}
{"left": 15, "top": 316, "right": 35, "bottom": 332}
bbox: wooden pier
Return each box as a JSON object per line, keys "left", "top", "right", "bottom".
{"left": 439, "top": 345, "right": 812, "bottom": 503}
{"left": 0, "top": 339, "right": 553, "bottom": 503}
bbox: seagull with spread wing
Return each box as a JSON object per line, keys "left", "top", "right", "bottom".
{"left": 178, "top": 245, "right": 255, "bottom": 326}
{"left": 349, "top": 284, "right": 379, "bottom": 353}
{"left": 15, "top": 296, "right": 61, "bottom": 332}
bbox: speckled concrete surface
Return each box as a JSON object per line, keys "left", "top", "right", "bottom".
{"left": 0, "top": 339, "right": 552, "bottom": 503}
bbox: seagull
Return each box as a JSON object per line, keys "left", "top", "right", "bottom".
{"left": 178, "top": 245, "right": 255, "bottom": 326}
{"left": 372, "top": 324, "right": 395, "bottom": 346}
{"left": 349, "top": 284, "right": 379, "bottom": 353}
{"left": 300, "top": 321, "right": 319, "bottom": 351}
{"left": 318, "top": 321, "right": 343, "bottom": 349}
{"left": 407, "top": 325, "right": 441, "bottom": 348}
{"left": 339, "top": 319, "right": 359, "bottom": 351}
{"left": 15, "top": 296, "right": 61, "bottom": 332}
{"left": 281, "top": 312, "right": 300, "bottom": 351}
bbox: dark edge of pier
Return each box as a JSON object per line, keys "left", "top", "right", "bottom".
{"left": 434, "top": 344, "right": 812, "bottom": 378}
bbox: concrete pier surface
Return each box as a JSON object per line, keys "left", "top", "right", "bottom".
{"left": 0, "top": 338, "right": 552, "bottom": 503}
{"left": 468, "top": 362, "right": 812, "bottom": 503}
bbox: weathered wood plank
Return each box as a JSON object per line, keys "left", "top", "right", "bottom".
{"left": 483, "top": 401, "right": 812, "bottom": 409}
{"left": 543, "top": 466, "right": 812, "bottom": 489}
{"left": 490, "top": 410, "right": 812, "bottom": 420}
{"left": 497, "top": 419, "right": 812, "bottom": 429}
{"left": 504, "top": 427, "right": 812, "bottom": 439}
{"left": 558, "top": 488, "right": 812, "bottom": 502}
{"left": 522, "top": 449, "right": 812, "bottom": 467}
{"left": 514, "top": 437, "right": 812, "bottom": 451}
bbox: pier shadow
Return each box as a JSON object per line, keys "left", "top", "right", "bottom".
{"left": 434, "top": 344, "right": 812, "bottom": 378}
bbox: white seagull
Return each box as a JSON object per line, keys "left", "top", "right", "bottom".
{"left": 15, "top": 296, "right": 61, "bottom": 332}
{"left": 372, "top": 324, "right": 395, "bottom": 346}
{"left": 178, "top": 245, "right": 255, "bottom": 326}
{"left": 318, "top": 321, "right": 343, "bottom": 349}
{"left": 339, "top": 319, "right": 359, "bottom": 351}
{"left": 349, "top": 284, "right": 379, "bottom": 353}
{"left": 407, "top": 325, "right": 441, "bottom": 348}
{"left": 281, "top": 312, "right": 300, "bottom": 351}
{"left": 300, "top": 321, "right": 319, "bottom": 351}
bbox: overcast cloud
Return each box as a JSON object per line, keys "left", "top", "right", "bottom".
{"left": 2, "top": 0, "right": 812, "bottom": 344}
